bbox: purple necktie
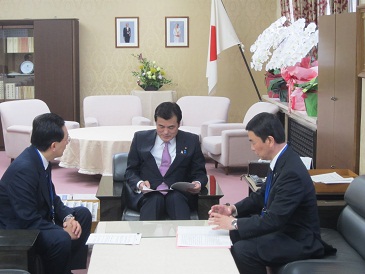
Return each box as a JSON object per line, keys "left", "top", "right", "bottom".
{"left": 157, "top": 142, "right": 171, "bottom": 194}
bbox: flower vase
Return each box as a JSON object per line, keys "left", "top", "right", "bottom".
{"left": 143, "top": 86, "right": 159, "bottom": 91}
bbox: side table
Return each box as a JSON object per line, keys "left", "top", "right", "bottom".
{"left": 0, "top": 229, "right": 39, "bottom": 271}
{"left": 131, "top": 90, "right": 177, "bottom": 122}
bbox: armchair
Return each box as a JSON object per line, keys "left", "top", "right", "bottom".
{"left": 0, "top": 99, "right": 79, "bottom": 160}
{"left": 202, "top": 102, "right": 280, "bottom": 174}
{"left": 112, "top": 153, "right": 198, "bottom": 221}
{"left": 83, "top": 95, "right": 151, "bottom": 127}
{"left": 176, "top": 96, "right": 230, "bottom": 141}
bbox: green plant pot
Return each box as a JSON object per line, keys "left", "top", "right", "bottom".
{"left": 304, "top": 92, "right": 318, "bottom": 117}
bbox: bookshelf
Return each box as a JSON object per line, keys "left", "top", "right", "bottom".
{"left": 0, "top": 19, "right": 80, "bottom": 150}
{"left": 0, "top": 24, "right": 34, "bottom": 100}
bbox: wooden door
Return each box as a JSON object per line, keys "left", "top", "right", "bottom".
{"left": 33, "top": 19, "right": 80, "bottom": 122}
{"left": 317, "top": 15, "right": 336, "bottom": 168}
{"left": 317, "top": 13, "right": 360, "bottom": 172}
{"left": 333, "top": 13, "right": 359, "bottom": 172}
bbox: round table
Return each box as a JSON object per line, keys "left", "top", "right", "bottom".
{"left": 59, "top": 125, "right": 154, "bottom": 175}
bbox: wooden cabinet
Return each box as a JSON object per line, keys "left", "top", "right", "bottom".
{"left": 0, "top": 19, "right": 80, "bottom": 149}
{"left": 317, "top": 13, "right": 361, "bottom": 173}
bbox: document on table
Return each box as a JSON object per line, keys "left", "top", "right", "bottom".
{"left": 86, "top": 233, "right": 141, "bottom": 245}
{"left": 177, "top": 226, "right": 232, "bottom": 248}
{"left": 311, "top": 172, "right": 353, "bottom": 184}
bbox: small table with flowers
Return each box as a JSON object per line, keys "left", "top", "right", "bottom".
{"left": 131, "top": 90, "right": 177, "bottom": 122}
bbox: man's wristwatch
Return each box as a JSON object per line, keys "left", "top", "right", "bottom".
{"left": 231, "top": 218, "right": 238, "bottom": 230}
{"left": 63, "top": 214, "right": 74, "bottom": 223}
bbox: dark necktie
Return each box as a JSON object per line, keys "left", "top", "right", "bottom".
{"left": 46, "top": 165, "right": 55, "bottom": 224}
{"left": 261, "top": 168, "right": 273, "bottom": 216}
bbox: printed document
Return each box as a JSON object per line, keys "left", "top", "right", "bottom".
{"left": 86, "top": 233, "right": 141, "bottom": 245}
{"left": 177, "top": 226, "right": 232, "bottom": 248}
{"left": 311, "top": 172, "right": 353, "bottom": 184}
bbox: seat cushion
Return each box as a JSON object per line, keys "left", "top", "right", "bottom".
{"left": 320, "top": 228, "right": 364, "bottom": 263}
{"left": 202, "top": 136, "right": 222, "bottom": 155}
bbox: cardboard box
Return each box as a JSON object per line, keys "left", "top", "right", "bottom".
{"left": 60, "top": 194, "right": 100, "bottom": 233}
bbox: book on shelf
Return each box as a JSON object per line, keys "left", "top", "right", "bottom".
{"left": 5, "top": 83, "right": 16, "bottom": 99}
{"left": 0, "top": 81, "right": 4, "bottom": 99}
{"left": 6, "top": 37, "right": 34, "bottom": 53}
{"left": 20, "top": 86, "right": 35, "bottom": 99}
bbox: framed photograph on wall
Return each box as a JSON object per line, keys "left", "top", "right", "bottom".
{"left": 115, "top": 17, "right": 139, "bottom": 48}
{"left": 165, "top": 17, "right": 189, "bottom": 48}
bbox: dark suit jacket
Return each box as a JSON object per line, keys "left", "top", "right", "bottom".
{"left": 125, "top": 129, "right": 207, "bottom": 210}
{"left": 0, "top": 146, "right": 74, "bottom": 230}
{"left": 234, "top": 146, "right": 324, "bottom": 263}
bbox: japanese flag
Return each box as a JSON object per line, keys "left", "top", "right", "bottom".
{"left": 206, "top": 0, "right": 240, "bottom": 94}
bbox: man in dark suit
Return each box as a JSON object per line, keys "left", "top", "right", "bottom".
{"left": 125, "top": 102, "right": 207, "bottom": 220}
{"left": 123, "top": 23, "right": 131, "bottom": 43}
{"left": 0, "top": 113, "right": 92, "bottom": 274}
{"left": 208, "top": 112, "right": 325, "bottom": 274}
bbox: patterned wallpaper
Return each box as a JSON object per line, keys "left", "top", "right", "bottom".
{"left": 0, "top": 0, "right": 279, "bottom": 123}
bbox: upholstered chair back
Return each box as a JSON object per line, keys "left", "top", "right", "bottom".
{"left": 176, "top": 96, "right": 230, "bottom": 127}
{"left": 83, "top": 95, "right": 151, "bottom": 127}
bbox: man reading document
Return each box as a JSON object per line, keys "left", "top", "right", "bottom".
{"left": 125, "top": 102, "right": 207, "bottom": 220}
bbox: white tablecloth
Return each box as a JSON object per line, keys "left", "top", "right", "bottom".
{"left": 59, "top": 125, "right": 154, "bottom": 175}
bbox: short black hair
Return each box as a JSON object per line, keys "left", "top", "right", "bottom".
{"left": 154, "top": 102, "right": 182, "bottom": 123}
{"left": 31, "top": 113, "right": 65, "bottom": 151}
{"left": 246, "top": 112, "right": 285, "bottom": 144}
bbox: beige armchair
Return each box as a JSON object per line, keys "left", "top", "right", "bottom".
{"left": 83, "top": 95, "right": 151, "bottom": 127}
{"left": 176, "top": 96, "right": 230, "bottom": 141}
{"left": 0, "top": 99, "right": 80, "bottom": 160}
{"left": 202, "top": 102, "right": 280, "bottom": 174}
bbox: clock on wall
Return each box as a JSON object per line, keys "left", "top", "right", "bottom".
{"left": 20, "top": 60, "right": 34, "bottom": 74}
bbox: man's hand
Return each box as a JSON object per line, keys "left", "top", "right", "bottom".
{"left": 208, "top": 204, "right": 234, "bottom": 217}
{"left": 139, "top": 180, "right": 150, "bottom": 190}
{"left": 208, "top": 212, "right": 236, "bottom": 230}
{"left": 187, "top": 181, "right": 201, "bottom": 194}
{"left": 63, "top": 217, "right": 82, "bottom": 240}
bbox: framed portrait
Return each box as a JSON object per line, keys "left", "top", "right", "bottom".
{"left": 165, "top": 17, "right": 189, "bottom": 48}
{"left": 115, "top": 17, "right": 139, "bottom": 48}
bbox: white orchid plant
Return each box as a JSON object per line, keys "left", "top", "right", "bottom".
{"left": 250, "top": 17, "right": 318, "bottom": 72}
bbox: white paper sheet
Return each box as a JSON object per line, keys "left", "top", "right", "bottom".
{"left": 86, "top": 233, "right": 141, "bottom": 245}
{"left": 177, "top": 226, "right": 232, "bottom": 248}
{"left": 311, "top": 172, "right": 353, "bottom": 184}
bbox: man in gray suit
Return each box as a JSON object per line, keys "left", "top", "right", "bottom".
{"left": 125, "top": 102, "right": 207, "bottom": 220}
{"left": 208, "top": 112, "right": 325, "bottom": 274}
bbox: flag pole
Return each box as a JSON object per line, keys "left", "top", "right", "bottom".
{"left": 238, "top": 44, "right": 262, "bottom": 101}
{"left": 219, "top": 0, "right": 262, "bottom": 101}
